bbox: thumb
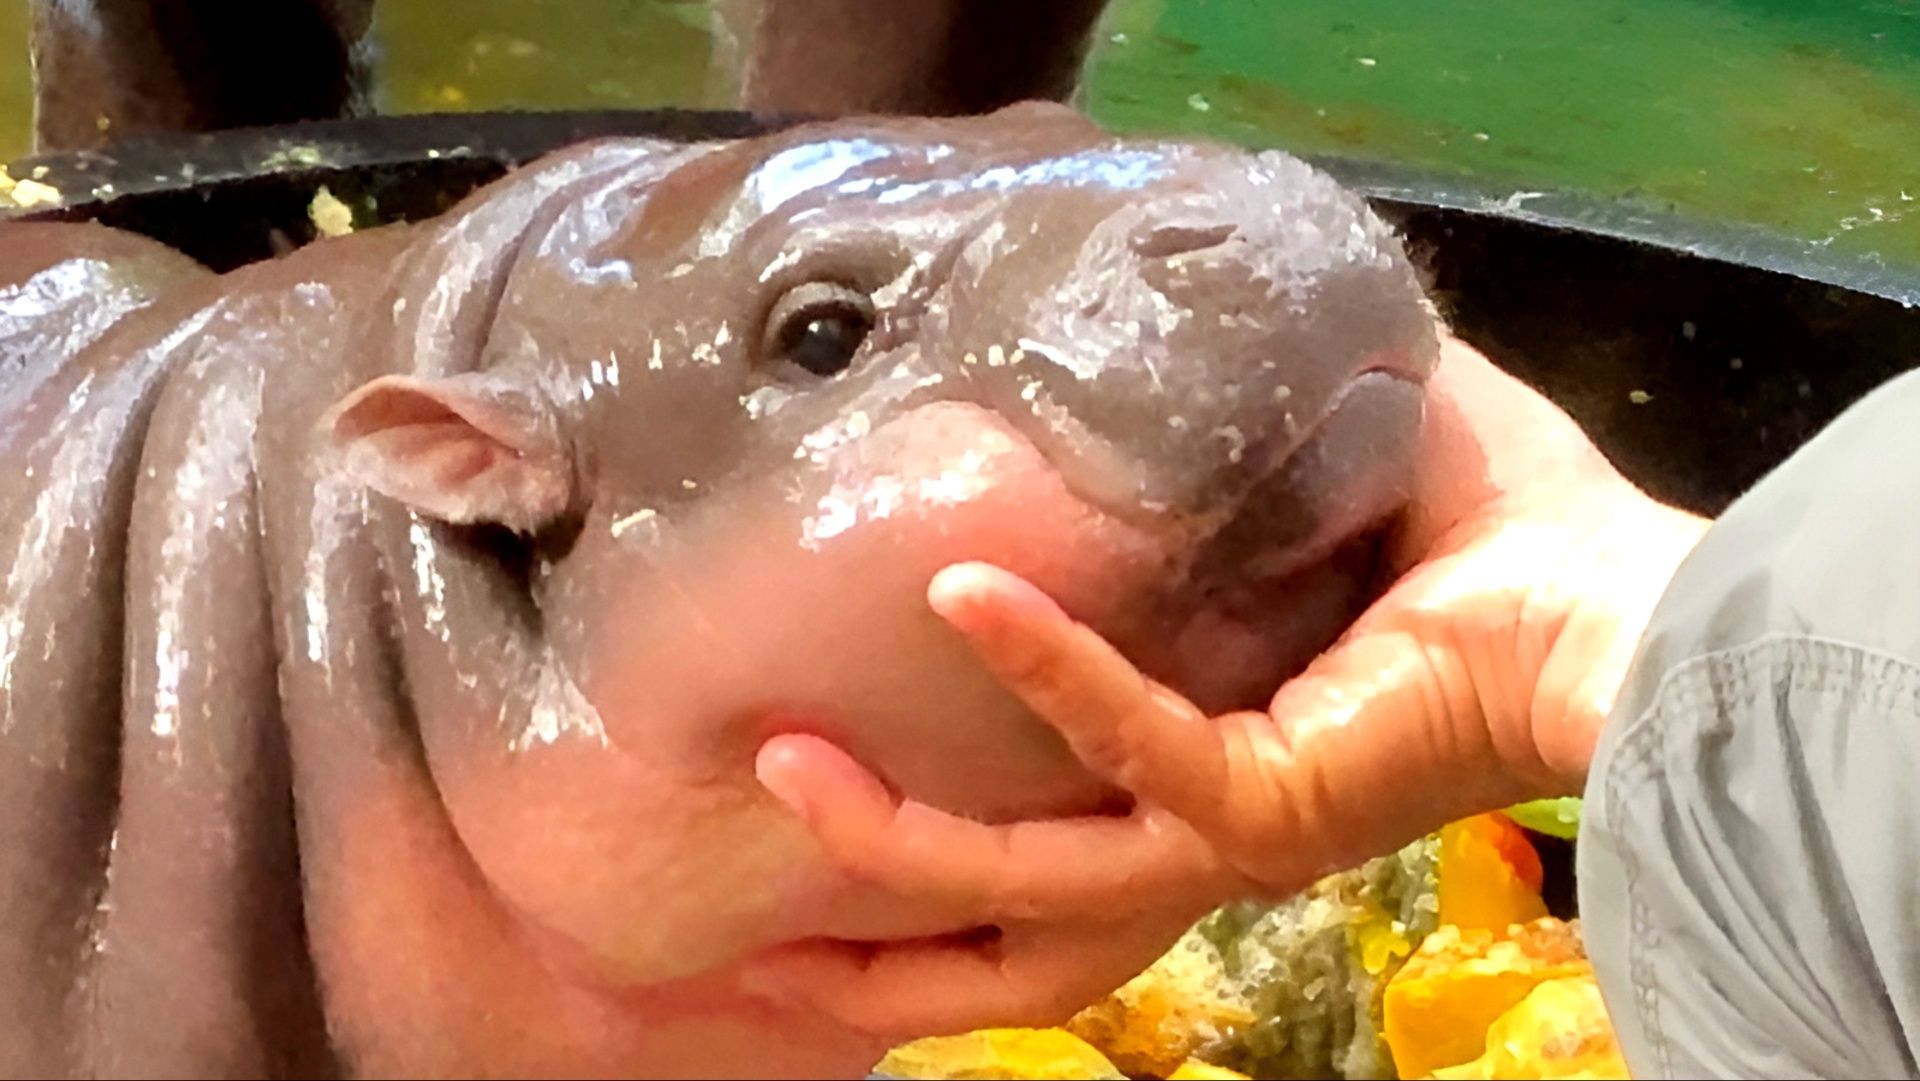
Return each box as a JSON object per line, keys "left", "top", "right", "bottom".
{"left": 927, "top": 560, "right": 1546, "bottom": 896}
{"left": 1236, "top": 619, "right": 1545, "bottom": 890}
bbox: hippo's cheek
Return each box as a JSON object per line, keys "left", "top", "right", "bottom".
{"left": 429, "top": 738, "right": 849, "bottom": 984}
{"left": 429, "top": 736, "right": 998, "bottom": 991}
{"left": 419, "top": 401, "right": 1184, "bottom": 991}
{"left": 307, "top": 775, "right": 896, "bottom": 1078}
{"left": 575, "top": 402, "right": 1175, "bottom": 827}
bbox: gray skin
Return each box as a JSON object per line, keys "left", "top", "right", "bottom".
{"left": 0, "top": 103, "right": 1438, "bottom": 1078}
{"left": 28, "top": 0, "right": 1112, "bottom": 152}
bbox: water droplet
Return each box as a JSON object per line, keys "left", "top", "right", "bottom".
{"left": 611, "top": 508, "right": 658, "bottom": 538}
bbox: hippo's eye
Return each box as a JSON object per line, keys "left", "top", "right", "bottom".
{"left": 765, "top": 282, "right": 876, "bottom": 378}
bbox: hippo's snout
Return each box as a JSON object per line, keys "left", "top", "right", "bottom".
{"left": 953, "top": 155, "right": 1439, "bottom": 542}
{"left": 893, "top": 145, "right": 1443, "bottom": 715}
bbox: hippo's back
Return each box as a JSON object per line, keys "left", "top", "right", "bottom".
{"left": 0, "top": 223, "right": 206, "bottom": 411}
{"left": 0, "top": 221, "right": 211, "bottom": 1073}
{"left": 0, "top": 136, "right": 718, "bottom": 1077}
{"left": 0, "top": 219, "right": 374, "bottom": 1077}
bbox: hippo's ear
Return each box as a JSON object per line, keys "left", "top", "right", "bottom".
{"left": 323, "top": 373, "right": 571, "bottom": 534}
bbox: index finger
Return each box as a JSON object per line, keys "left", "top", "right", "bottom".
{"left": 927, "top": 562, "right": 1244, "bottom": 835}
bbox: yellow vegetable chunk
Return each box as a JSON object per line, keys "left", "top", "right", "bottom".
{"left": 309, "top": 186, "right": 356, "bottom": 238}
{"left": 1437, "top": 813, "right": 1549, "bottom": 932}
{"left": 1383, "top": 919, "right": 1591, "bottom": 1080}
{"left": 876, "top": 1028, "right": 1123, "bottom": 1080}
{"left": 1167, "top": 1059, "right": 1253, "bottom": 1080}
{"left": 1066, "top": 933, "right": 1256, "bottom": 1078}
{"left": 1429, "top": 976, "right": 1627, "bottom": 1080}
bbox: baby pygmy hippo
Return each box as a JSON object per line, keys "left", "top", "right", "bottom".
{"left": 0, "top": 102, "right": 1438, "bottom": 1078}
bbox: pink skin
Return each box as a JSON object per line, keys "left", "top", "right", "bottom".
{"left": 750, "top": 337, "right": 1711, "bottom": 1022}
{"left": 317, "top": 761, "right": 938, "bottom": 1080}
{"left": 443, "top": 403, "right": 1174, "bottom": 967}
{"left": 323, "top": 764, "right": 1202, "bottom": 1078}
{"left": 330, "top": 401, "right": 1227, "bottom": 1071}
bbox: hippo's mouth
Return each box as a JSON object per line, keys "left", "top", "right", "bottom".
{"left": 789, "top": 925, "right": 1006, "bottom": 964}
{"left": 1004, "top": 366, "right": 1425, "bottom": 715}
{"left": 741, "top": 925, "right": 1023, "bottom": 1033}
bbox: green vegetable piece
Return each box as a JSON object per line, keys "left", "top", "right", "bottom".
{"left": 1505, "top": 798, "right": 1582, "bottom": 840}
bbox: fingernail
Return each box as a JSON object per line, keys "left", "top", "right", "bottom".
{"left": 926, "top": 563, "right": 995, "bottom": 618}
{"left": 928, "top": 563, "right": 1064, "bottom": 628}
{"left": 755, "top": 740, "right": 816, "bottom": 824}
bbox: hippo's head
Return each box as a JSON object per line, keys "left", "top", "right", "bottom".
{"left": 322, "top": 102, "right": 1438, "bottom": 1049}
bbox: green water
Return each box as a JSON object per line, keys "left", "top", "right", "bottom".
{"left": 376, "top": 0, "right": 721, "bottom": 115}
{"left": 1084, "top": 0, "right": 1920, "bottom": 266}
{"left": 5, "top": 0, "right": 1919, "bottom": 268}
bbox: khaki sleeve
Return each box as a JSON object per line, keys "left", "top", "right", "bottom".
{"left": 1578, "top": 368, "right": 1920, "bottom": 1079}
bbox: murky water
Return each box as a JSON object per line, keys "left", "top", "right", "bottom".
{"left": 0, "top": 3, "right": 27, "bottom": 159}
{"left": 4, "top": 0, "right": 1918, "bottom": 268}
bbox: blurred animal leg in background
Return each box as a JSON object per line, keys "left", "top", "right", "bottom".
{"left": 29, "top": 0, "right": 1114, "bottom": 154}
{"left": 712, "top": 0, "right": 1114, "bottom": 116}
{"left": 29, "top": 0, "right": 378, "bottom": 152}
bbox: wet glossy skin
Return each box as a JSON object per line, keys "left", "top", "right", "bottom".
{"left": 0, "top": 104, "right": 1438, "bottom": 1077}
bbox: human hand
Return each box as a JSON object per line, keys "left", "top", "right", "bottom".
{"left": 752, "top": 334, "right": 1707, "bottom": 1024}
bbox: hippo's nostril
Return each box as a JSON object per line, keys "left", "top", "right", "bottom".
{"left": 1131, "top": 221, "right": 1238, "bottom": 259}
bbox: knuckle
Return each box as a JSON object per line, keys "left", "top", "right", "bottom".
{"left": 1074, "top": 720, "right": 1141, "bottom": 778}
{"left": 831, "top": 822, "right": 912, "bottom": 887}
{"left": 990, "top": 631, "right": 1069, "bottom": 692}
